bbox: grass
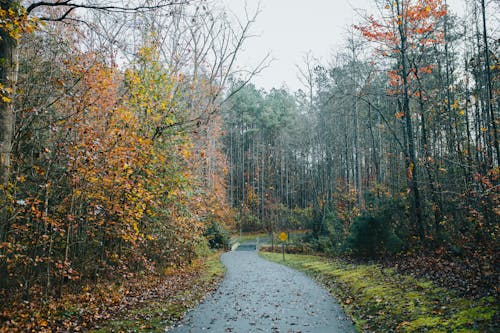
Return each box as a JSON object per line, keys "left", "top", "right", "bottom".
{"left": 260, "top": 252, "right": 498, "bottom": 333}
{"left": 230, "top": 231, "right": 269, "bottom": 244}
{"left": 231, "top": 229, "right": 310, "bottom": 245}
{"left": 91, "top": 251, "right": 225, "bottom": 333}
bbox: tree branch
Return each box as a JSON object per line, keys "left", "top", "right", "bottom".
{"left": 28, "top": 0, "right": 190, "bottom": 21}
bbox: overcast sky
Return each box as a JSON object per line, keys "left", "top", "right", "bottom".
{"left": 219, "top": 0, "right": 466, "bottom": 92}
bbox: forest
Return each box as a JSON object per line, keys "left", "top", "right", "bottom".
{"left": 0, "top": 0, "right": 498, "bottom": 331}
{"left": 225, "top": 0, "right": 497, "bottom": 275}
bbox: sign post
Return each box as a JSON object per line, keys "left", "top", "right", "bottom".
{"left": 278, "top": 232, "right": 288, "bottom": 261}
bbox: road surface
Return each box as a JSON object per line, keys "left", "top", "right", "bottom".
{"left": 168, "top": 244, "right": 356, "bottom": 333}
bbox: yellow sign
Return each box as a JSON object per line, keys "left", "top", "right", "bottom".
{"left": 278, "top": 232, "right": 288, "bottom": 242}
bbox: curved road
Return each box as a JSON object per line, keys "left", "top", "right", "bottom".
{"left": 168, "top": 245, "right": 356, "bottom": 333}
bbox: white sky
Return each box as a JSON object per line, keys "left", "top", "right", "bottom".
{"left": 220, "top": 0, "right": 466, "bottom": 92}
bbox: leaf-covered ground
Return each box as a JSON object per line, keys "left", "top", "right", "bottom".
{"left": 260, "top": 251, "right": 498, "bottom": 333}
{"left": 0, "top": 251, "right": 224, "bottom": 333}
{"left": 385, "top": 251, "right": 497, "bottom": 299}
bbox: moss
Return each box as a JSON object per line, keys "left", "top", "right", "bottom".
{"left": 449, "top": 306, "right": 496, "bottom": 330}
{"left": 260, "top": 252, "right": 498, "bottom": 333}
{"left": 405, "top": 316, "right": 443, "bottom": 331}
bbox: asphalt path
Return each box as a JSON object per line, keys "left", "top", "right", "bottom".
{"left": 168, "top": 244, "right": 356, "bottom": 333}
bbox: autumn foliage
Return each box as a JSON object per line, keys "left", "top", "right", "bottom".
{"left": 0, "top": 13, "right": 234, "bottom": 330}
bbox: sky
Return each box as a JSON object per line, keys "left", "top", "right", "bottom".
{"left": 219, "top": 0, "right": 466, "bottom": 92}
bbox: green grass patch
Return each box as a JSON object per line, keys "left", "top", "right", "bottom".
{"left": 230, "top": 231, "right": 269, "bottom": 244}
{"left": 260, "top": 252, "right": 498, "bottom": 333}
{"left": 92, "top": 251, "right": 225, "bottom": 333}
{"left": 231, "top": 230, "right": 310, "bottom": 245}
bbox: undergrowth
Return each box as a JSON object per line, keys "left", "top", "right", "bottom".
{"left": 92, "top": 251, "right": 225, "bottom": 333}
{"left": 0, "top": 251, "right": 225, "bottom": 333}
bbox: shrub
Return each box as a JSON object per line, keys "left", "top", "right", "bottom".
{"left": 240, "top": 213, "right": 263, "bottom": 232}
{"left": 345, "top": 214, "right": 403, "bottom": 257}
{"left": 324, "top": 210, "right": 349, "bottom": 250}
{"left": 205, "top": 221, "right": 230, "bottom": 249}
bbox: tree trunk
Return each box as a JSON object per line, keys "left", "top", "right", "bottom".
{"left": 480, "top": 0, "right": 499, "bottom": 166}
{"left": 0, "top": 0, "right": 18, "bottom": 184}
{"left": 397, "top": 0, "right": 425, "bottom": 241}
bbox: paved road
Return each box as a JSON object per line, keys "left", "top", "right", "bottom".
{"left": 167, "top": 246, "right": 356, "bottom": 333}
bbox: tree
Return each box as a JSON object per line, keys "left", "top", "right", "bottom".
{"left": 0, "top": 0, "right": 187, "bottom": 184}
{"left": 355, "top": 0, "right": 448, "bottom": 241}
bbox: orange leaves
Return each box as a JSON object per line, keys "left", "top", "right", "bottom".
{"left": 418, "top": 64, "right": 435, "bottom": 74}
{"left": 63, "top": 58, "right": 194, "bottom": 255}
{"left": 387, "top": 69, "right": 403, "bottom": 88}
{"left": 407, "top": 162, "right": 415, "bottom": 181}
{"left": 356, "top": 0, "right": 447, "bottom": 58}
{"left": 55, "top": 260, "right": 80, "bottom": 281}
{"left": 2, "top": 38, "right": 230, "bottom": 332}
{"left": 395, "top": 111, "right": 405, "bottom": 119}
{"left": 355, "top": 1, "right": 447, "bottom": 99}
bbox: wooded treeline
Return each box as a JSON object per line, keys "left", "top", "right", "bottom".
{"left": 0, "top": 0, "right": 498, "bottom": 328}
{"left": 0, "top": 1, "right": 257, "bottom": 317}
{"left": 224, "top": 0, "right": 498, "bottom": 261}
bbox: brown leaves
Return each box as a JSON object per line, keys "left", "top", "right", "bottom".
{"left": 0, "top": 254, "right": 223, "bottom": 333}
{"left": 387, "top": 250, "right": 498, "bottom": 299}
{"left": 2, "top": 33, "right": 231, "bottom": 333}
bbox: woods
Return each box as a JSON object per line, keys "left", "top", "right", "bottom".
{"left": 0, "top": 0, "right": 498, "bottom": 331}
{"left": 0, "top": 1, "right": 260, "bottom": 330}
{"left": 224, "top": 0, "right": 498, "bottom": 279}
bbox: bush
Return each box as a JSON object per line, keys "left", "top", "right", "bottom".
{"left": 205, "top": 221, "right": 230, "bottom": 249}
{"left": 324, "top": 210, "right": 349, "bottom": 250}
{"left": 345, "top": 214, "right": 403, "bottom": 257}
{"left": 240, "top": 213, "right": 263, "bottom": 232}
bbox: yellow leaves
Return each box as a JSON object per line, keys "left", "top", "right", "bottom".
{"left": 0, "top": 6, "right": 38, "bottom": 40}
{"left": 165, "top": 116, "right": 176, "bottom": 126}
{"left": 396, "top": 14, "right": 403, "bottom": 25}
{"left": 33, "top": 165, "right": 45, "bottom": 176}
{"left": 132, "top": 222, "right": 139, "bottom": 235}
{"left": 181, "top": 148, "right": 192, "bottom": 159}
{"left": 1, "top": 95, "right": 12, "bottom": 103}
{"left": 407, "top": 162, "right": 414, "bottom": 181}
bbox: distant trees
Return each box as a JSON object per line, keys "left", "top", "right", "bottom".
{"left": 224, "top": 84, "right": 300, "bottom": 233}
{"left": 223, "top": 0, "right": 498, "bottom": 259}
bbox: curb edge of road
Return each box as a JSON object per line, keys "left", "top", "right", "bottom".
{"left": 231, "top": 242, "right": 240, "bottom": 251}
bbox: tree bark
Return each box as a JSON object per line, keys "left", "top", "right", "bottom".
{"left": 397, "top": 0, "right": 425, "bottom": 241}
{"left": 0, "top": 0, "right": 18, "bottom": 184}
{"left": 480, "top": 0, "right": 499, "bottom": 166}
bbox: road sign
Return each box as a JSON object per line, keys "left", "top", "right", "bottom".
{"left": 279, "top": 232, "right": 288, "bottom": 242}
